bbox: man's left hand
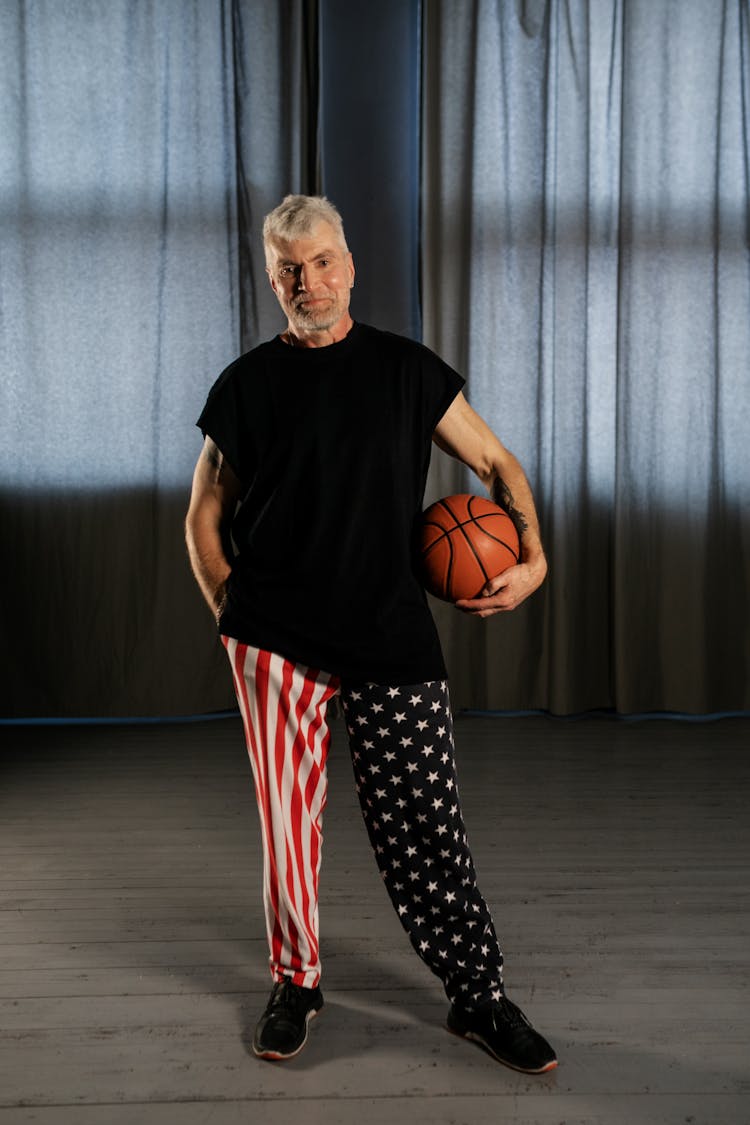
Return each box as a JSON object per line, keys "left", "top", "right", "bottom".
{"left": 454, "top": 558, "right": 547, "bottom": 618}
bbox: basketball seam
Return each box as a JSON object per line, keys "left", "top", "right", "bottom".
{"left": 421, "top": 516, "right": 517, "bottom": 562}
{"left": 467, "top": 498, "right": 520, "bottom": 563}
{"left": 442, "top": 496, "right": 491, "bottom": 591}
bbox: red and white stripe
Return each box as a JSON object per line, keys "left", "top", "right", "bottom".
{"left": 223, "top": 638, "right": 340, "bottom": 988}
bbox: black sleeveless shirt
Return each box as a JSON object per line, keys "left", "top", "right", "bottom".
{"left": 196, "top": 322, "right": 464, "bottom": 683}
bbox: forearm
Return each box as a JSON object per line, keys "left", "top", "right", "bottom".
{"left": 185, "top": 504, "right": 233, "bottom": 620}
{"left": 488, "top": 456, "right": 546, "bottom": 571}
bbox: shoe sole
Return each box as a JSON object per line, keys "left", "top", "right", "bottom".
{"left": 253, "top": 1006, "right": 321, "bottom": 1062}
{"left": 447, "top": 1023, "right": 558, "bottom": 1075}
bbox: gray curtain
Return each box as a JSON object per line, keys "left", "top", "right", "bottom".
{"left": 0, "top": 0, "right": 316, "bottom": 717}
{"left": 423, "top": 0, "right": 750, "bottom": 714}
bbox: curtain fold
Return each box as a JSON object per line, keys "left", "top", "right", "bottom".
{"left": 0, "top": 0, "right": 315, "bottom": 717}
{"left": 422, "top": 0, "right": 750, "bottom": 714}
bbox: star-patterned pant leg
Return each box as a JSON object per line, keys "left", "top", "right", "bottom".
{"left": 340, "top": 678, "right": 505, "bottom": 1011}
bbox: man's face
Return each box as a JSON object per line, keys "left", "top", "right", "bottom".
{"left": 266, "top": 221, "right": 355, "bottom": 336}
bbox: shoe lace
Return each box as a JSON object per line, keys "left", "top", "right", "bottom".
{"left": 268, "top": 979, "right": 309, "bottom": 1015}
{"left": 493, "top": 996, "right": 533, "bottom": 1033}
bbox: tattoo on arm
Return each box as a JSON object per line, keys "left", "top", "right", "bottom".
{"left": 493, "top": 477, "right": 529, "bottom": 537}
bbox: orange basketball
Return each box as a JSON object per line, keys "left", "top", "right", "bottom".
{"left": 419, "top": 494, "right": 520, "bottom": 602}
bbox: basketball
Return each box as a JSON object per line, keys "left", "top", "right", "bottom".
{"left": 418, "top": 494, "right": 520, "bottom": 602}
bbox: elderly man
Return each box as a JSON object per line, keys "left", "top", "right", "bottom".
{"left": 185, "top": 195, "right": 556, "bottom": 1073}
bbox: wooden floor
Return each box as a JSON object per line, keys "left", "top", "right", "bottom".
{"left": 1, "top": 713, "right": 749, "bottom": 1125}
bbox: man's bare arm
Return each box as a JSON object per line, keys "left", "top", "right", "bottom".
{"left": 433, "top": 392, "right": 547, "bottom": 616}
{"left": 185, "top": 438, "right": 242, "bottom": 622}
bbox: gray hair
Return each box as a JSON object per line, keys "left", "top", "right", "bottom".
{"left": 263, "top": 194, "right": 348, "bottom": 263}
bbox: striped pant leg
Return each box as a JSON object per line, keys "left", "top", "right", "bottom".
{"left": 223, "top": 638, "right": 341, "bottom": 989}
{"left": 341, "top": 678, "right": 505, "bottom": 1011}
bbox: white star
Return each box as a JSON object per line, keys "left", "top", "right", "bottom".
{"left": 438, "top": 949, "right": 448, "bottom": 959}
{"left": 430, "top": 701, "right": 441, "bottom": 713}
{"left": 446, "top": 779, "right": 454, "bottom": 790}
{"left": 480, "top": 944, "right": 490, "bottom": 955}
{"left": 398, "top": 904, "right": 408, "bottom": 916}
{"left": 436, "top": 824, "right": 448, "bottom": 836}
{"left": 394, "top": 881, "right": 404, "bottom": 891}
{"left": 445, "top": 891, "right": 456, "bottom": 903}
{"left": 363, "top": 740, "right": 374, "bottom": 750}
{"left": 408, "top": 871, "right": 420, "bottom": 882}
{"left": 391, "top": 858, "right": 401, "bottom": 869}
{"left": 432, "top": 797, "right": 444, "bottom": 811}
{"left": 349, "top": 691, "right": 362, "bottom": 701}
{"left": 409, "top": 694, "right": 423, "bottom": 706}
{"left": 384, "top": 750, "right": 397, "bottom": 762}
{"left": 492, "top": 989, "right": 503, "bottom": 1002}
{"left": 377, "top": 727, "right": 391, "bottom": 738}
{"left": 427, "top": 771, "right": 439, "bottom": 783}
{"left": 387, "top": 835, "right": 398, "bottom": 846}
{"left": 368, "top": 763, "right": 380, "bottom": 774}
{"left": 381, "top": 812, "right": 393, "bottom": 822}
{"left": 406, "top": 846, "right": 417, "bottom": 857}
{"left": 451, "top": 934, "right": 462, "bottom": 945}
{"left": 406, "top": 761, "right": 418, "bottom": 773}
{"left": 427, "top": 881, "right": 438, "bottom": 893}
{"left": 399, "top": 737, "right": 413, "bottom": 748}
{"left": 387, "top": 687, "right": 401, "bottom": 698}
{"left": 375, "top": 788, "right": 387, "bottom": 799}
{"left": 390, "top": 774, "right": 402, "bottom": 785}
{"left": 371, "top": 702, "right": 384, "bottom": 714}
{"left": 419, "top": 940, "right": 430, "bottom": 952}
{"left": 411, "top": 787, "right": 423, "bottom": 798}
{"left": 414, "top": 914, "right": 426, "bottom": 925}
{"left": 394, "top": 712, "right": 407, "bottom": 724}
{"left": 416, "top": 719, "right": 429, "bottom": 731}
{"left": 436, "top": 725, "right": 446, "bottom": 737}
{"left": 417, "top": 813, "right": 428, "bottom": 824}
{"left": 421, "top": 745, "right": 434, "bottom": 757}
{"left": 356, "top": 715, "right": 368, "bottom": 726}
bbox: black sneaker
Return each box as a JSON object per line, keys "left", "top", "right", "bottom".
{"left": 252, "top": 979, "right": 324, "bottom": 1061}
{"left": 447, "top": 995, "right": 558, "bottom": 1074}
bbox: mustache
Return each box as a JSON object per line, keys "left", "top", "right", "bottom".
{"left": 292, "top": 293, "right": 331, "bottom": 308}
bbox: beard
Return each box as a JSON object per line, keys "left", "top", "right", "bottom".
{"left": 288, "top": 292, "right": 348, "bottom": 332}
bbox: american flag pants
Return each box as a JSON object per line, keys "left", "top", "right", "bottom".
{"left": 223, "top": 638, "right": 505, "bottom": 1010}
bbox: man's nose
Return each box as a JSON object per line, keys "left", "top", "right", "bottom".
{"left": 296, "top": 265, "right": 310, "bottom": 291}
